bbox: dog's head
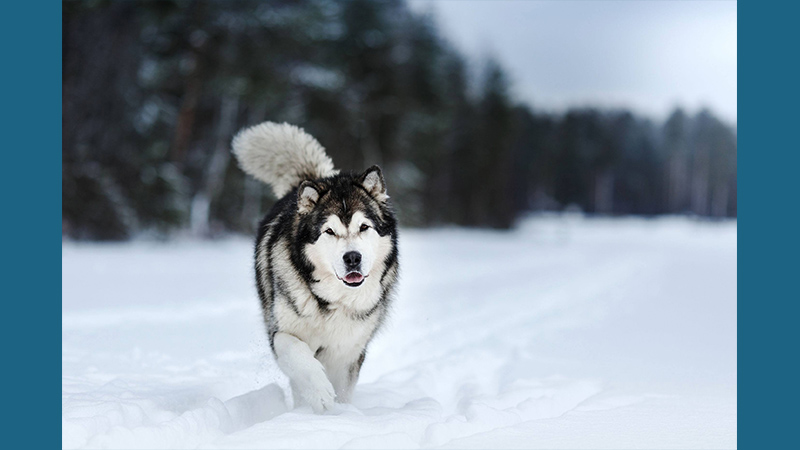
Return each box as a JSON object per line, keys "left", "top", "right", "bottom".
{"left": 296, "top": 165, "right": 396, "bottom": 294}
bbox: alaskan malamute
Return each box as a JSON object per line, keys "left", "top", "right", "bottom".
{"left": 231, "top": 122, "right": 399, "bottom": 413}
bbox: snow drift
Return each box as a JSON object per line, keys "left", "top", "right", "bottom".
{"left": 62, "top": 215, "right": 737, "bottom": 449}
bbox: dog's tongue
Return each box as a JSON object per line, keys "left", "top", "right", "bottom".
{"left": 345, "top": 272, "right": 364, "bottom": 283}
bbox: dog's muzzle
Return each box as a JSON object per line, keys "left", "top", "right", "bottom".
{"left": 340, "top": 251, "right": 365, "bottom": 286}
{"left": 341, "top": 271, "right": 365, "bottom": 287}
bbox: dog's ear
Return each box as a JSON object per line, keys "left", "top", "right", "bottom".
{"left": 297, "top": 181, "right": 320, "bottom": 214}
{"left": 359, "top": 165, "right": 388, "bottom": 202}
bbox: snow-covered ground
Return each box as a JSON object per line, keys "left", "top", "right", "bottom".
{"left": 62, "top": 215, "right": 737, "bottom": 449}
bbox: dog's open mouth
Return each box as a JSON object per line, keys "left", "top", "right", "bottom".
{"left": 340, "top": 272, "right": 366, "bottom": 287}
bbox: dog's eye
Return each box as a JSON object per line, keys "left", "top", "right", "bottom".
{"left": 324, "top": 228, "right": 335, "bottom": 236}
{"left": 359, "top": 224, "right": 370, "bottom": 232}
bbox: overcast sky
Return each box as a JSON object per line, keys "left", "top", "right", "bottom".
{"left": 408, "top": 0, "right": 737, "bottom": 124}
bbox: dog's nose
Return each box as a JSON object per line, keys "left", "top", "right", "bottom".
{"left": 343, "top": 251, "right": 361, "bottom": 268}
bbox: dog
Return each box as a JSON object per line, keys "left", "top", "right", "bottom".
{"left": 231, "top": 122, "right": 399, "bottom": 413}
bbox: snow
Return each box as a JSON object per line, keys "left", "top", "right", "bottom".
{"left": 62, "top": 215, "right": 737, "bottom": 449}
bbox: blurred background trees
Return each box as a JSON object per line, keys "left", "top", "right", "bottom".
{"left": 63, "top": 0, "right": 737, "bottom": 240}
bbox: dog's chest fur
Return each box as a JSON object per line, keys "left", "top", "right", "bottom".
{"left": 257, "top": 220, "right": 389, "bottom": 362}
{"left": 273, "top": 297, "right": 380, "bottom": 360}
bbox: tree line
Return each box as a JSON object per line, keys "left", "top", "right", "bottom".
{"left": 63, "top": 0, "right": 737, "bottom": 240}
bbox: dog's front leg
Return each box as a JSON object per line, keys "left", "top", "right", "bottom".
{"left": 273, "top": 332, "right": 335, "bottom": 413}
{"left": 323, "top": 350, "right": 365, "bottom": 404}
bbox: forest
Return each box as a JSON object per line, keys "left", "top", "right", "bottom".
{"left": 63, "top": 0, "right": 737, "bottom": 240}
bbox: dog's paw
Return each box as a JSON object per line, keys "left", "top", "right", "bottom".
{"left": 299, "top": 374, "right": 335, "bottom": 413}
{"left": 295, "top": 361, "right": 336, "bottom": 413}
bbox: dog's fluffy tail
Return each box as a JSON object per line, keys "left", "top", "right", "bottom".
{"left": 231, "top": 121, "right": 337, "bottom": 198}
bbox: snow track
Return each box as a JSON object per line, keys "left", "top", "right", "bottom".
{"left": 62, "top": 216, "right": 737, "bottom": 448}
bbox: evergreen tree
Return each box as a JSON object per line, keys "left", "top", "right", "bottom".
{"left": 62, "top": 0, "right": 739, "bottom": 240}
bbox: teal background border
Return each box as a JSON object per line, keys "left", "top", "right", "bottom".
{"left": 3, "top": 1, "right": 61, "bottom": 447}
{"left": 739, "top": 0, "right": 796, "bottom": 449}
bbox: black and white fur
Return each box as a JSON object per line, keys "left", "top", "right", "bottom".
{"left": 232, "top": 122, "right": 399, "bottom": 413}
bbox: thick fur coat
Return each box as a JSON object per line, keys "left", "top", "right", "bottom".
{"left": 232, "top": 122, "right": 399, "bottom": 412}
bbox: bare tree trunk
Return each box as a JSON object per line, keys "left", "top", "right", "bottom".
{"left": 667, "top": 154, "right": 688, "bottom": 213}
{"left": 190, "top": 95, "right": 240, "bottom": 237}
{"left": 356, "top": 92, "right": 383, "bottom": 170}
{"left": 711, "top": 182, "right": 729, "bottom": 218}
{"left": 594, "top": 169, "right": 614, "bottom": 214}
{"left": 169, "top": 2, "right": 206, "bottom": 164}
{"left": 171, "top": 74, "right": 202, "bottom": 163}
{"left": 690, "top": 146, "right": 710, "bottom": 216}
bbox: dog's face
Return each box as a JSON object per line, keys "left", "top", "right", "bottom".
{"left": 312, "top": 210, "right": 382, "bottom": 287}
{"left": 297, "top": 166, "right": 395, "bottom": 296}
